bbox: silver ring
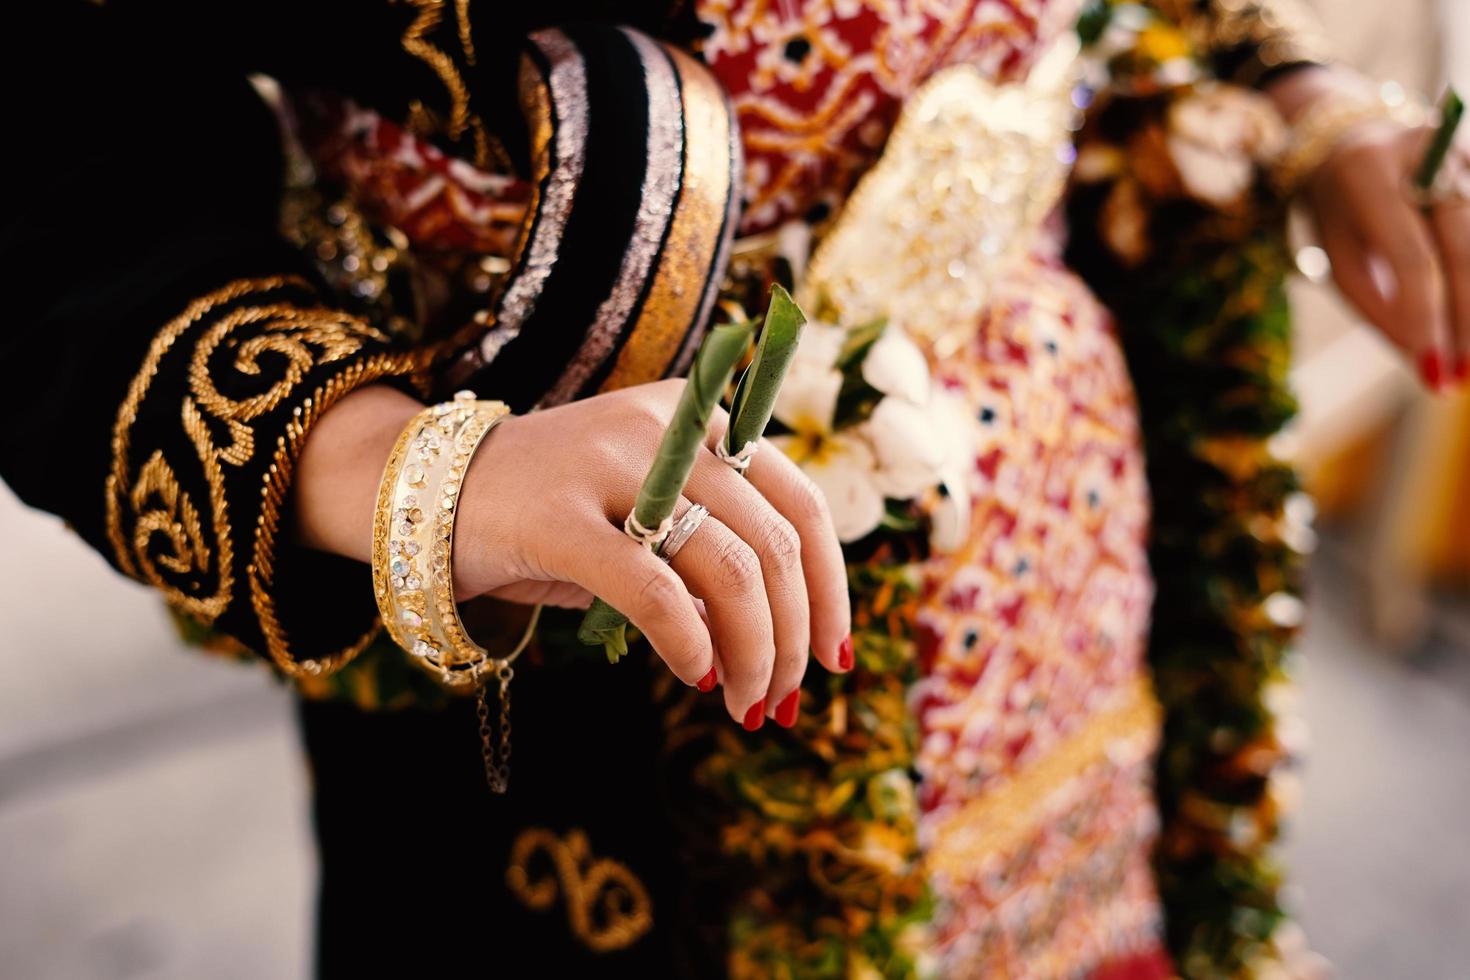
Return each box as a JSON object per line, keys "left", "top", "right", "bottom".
{"left": 657, "top": 504, "right": 710, "bottom": 562}
{"left": 1413, "top": 157, "right": 1470, "bottom": 208}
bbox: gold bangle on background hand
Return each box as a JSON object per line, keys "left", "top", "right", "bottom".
{"left": 1274, "top": 89, "right": 1429, "bottom": 196}
{"left": 372, "top": 390, "right": 533, "bottom": 793}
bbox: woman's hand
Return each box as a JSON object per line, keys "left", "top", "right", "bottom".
{"left": 293, "top": 381, "right": 853, "bottom": 729}
{"left": 1269, "top": 67, "right": 1470, "bottom": 390}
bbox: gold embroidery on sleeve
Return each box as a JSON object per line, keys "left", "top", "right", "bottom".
{"left": 250, "top": 350, "right": 416, "bottom": 677}
{"left": 400, "top": 0, "right": 469, "bottom": 139}
{"left": 397, "top": 0, "right": 503, "bottom": 169}
{"left": 107, "top": 277, "right": 418, "bottom": 675}
{"left": 506, "top": 828, "right": 654, "bottom": 952}
{"left": 454, "top": 0, "right": 476, "bottom": 66}
{"left": 106, "top": 278, "right": 292, "bottom": 619}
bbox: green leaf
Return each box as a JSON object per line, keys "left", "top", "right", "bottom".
{"left": 577, "top": 320, "right": 754, "bottom": 661}
{"left": 834, "top": 318, "right": 887, "bottom": 374}
{"left": 726, "top": 284, "right": 807, "bottom": 457}
{"left": 1415, "top": 87, "right": 1464, "bottom": 193}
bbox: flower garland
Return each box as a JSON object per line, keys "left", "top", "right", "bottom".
{"left": 1068, "top": 3, "right": 1316, "bottom": 973}
{"left": 668, "top": 545, "right": 933, "bottom": 980}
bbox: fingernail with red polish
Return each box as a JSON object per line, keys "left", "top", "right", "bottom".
{"left": 1420, "top": 350, "right": 1445, "bottom": 390}
{"left": 697, "top": 666, "right": 718, "bottom": 693}
{"left": 838, "top": 634, "right": 854, "bottom": 671}
{"left": 743, "top": 698, "right": 766, "bottom": 731}
{"left": 775, "top": 690, "right": 800, "bottom": 728}
{"left": 1455, "top": 355, "right": 1470, "bottom": 385}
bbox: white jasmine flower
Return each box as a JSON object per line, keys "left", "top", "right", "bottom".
{"left": 1166, "top": 86, "right": 1285, "bottom": 207}
{"left": 861, "top": 326, "right": 930, "bottom": 404}
{"left": 774, "top": 425, "right": 887, "bottom": 542}
{"left": 865, "top": 396, "right": 946, "bottom": 499}
{"left": 773, "top": 320, "right": 978, "bottom": 549}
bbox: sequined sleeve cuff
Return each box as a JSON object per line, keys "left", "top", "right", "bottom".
{"left": 104, "top": 276, "right": 420, "bottom": 677}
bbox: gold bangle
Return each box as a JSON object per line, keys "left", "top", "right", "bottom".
{"left": 373, "top": 391, "right": 512, "bottom": 683}
{"left": 372, "top": 391, "right": 535, "bottom": 793}
{"left": 420, "top": 399, "right": 514, "bottom": 683}
{"left": 1274, "top": 91, "right": 1428, "bottom": 195}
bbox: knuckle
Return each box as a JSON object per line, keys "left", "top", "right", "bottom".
{"left": 714, "top": 538, "right": 762, "bottom": 591}
{"left": 760, "top": 516, "right": 802, "bottom": 569}
{"left": 642, "top": 379, "right": 686, "bottom": 420}
{"left": 585, "top": 439, "right": 627, "bottom": 475}
{"left": 792, "top": 474, "right": 832, "bottom": 527}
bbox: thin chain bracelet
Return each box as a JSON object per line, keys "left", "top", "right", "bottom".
{"left": 475, "top": 605, "right": 539, "bottom": 793}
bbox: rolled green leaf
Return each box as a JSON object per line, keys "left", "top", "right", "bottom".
{"left": 725, "top": 284, "right": 807, "bottom": 461}
{"left": 1415, "top": 87, "right": 1464, "bottom": 196}
{"left": 578, "top": 321, "right": 754, "bottom": 662}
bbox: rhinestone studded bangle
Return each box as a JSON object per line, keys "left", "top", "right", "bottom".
{"left": 371, "top": 391, "right": 532, "bottom": 793}
{"left": 372, "top": 392, "right": 512, "bottom": 688}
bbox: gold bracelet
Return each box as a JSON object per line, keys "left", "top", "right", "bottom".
{"left": 371, "top": 391, "right": 529, "bottom": 792}
{"left": 373, "top": 391, "right": 513, "bottom": 681}
{"left": 1274, "top": 91, "right": 1428, "bottom": 195}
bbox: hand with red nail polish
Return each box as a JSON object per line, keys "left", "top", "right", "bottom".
{"left": 421, "top": 379, "right": 854, "bottom": 731}
{"left": 1269, "top": 67, "right": 1470, "bottom": 394}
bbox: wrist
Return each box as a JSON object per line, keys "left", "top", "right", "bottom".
{"left": 1266, "top": 68, "right": 1420, "bottom": 195}
{"left": 1263, "top": 65, "right": 1346, "bottom": 124}
{"left": 450, "top": 411, "right": 526, "bottom": 598}
{"left": 292, "top": 384, "right": 425, "bottom": 563}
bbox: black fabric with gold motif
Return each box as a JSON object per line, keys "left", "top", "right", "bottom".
{"left": 1, "top": 5, "right": 423, "bottom": 668}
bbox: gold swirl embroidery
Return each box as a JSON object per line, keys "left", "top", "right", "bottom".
{"left": 106, "top": 278, "right": 292, "bottom": 619}
{"left": 398, "top": 0, "right": 502, "bottom": 168}
{"left": 107, "top": 276, "right": 418, "bottom": 675}
{"left": 506, "top": 828, "right": 653, "bottom": 952}
{"left": 187, "top": 304, "right": 388, "bottom": 423}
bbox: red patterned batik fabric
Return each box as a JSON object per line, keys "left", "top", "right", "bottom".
{"left": 296, "top": 97, "right": 531, "bottom": 257}
{"left": 697, "top": 0, "right": 1085, "bottom": 233}
{"left": 912, "top": 250, "right": 1164, "bottom": 976}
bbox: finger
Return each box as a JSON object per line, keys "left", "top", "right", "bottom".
{"left": 1320, "top": 208, "right": 1395, "bottom": 334}
{"left": 684, "top": 452, "right": 809, "bottom": 721}
{"left": 664, "top": 505, "right": 777, "bottom": 727}
{"left": 547, "top": 518, "right": 713, "bottom": 686}
{"left": 1341, "top": 150, "right": 1452, "bottom": 380}
{"left": 702, "top": 413, "right": 852, "bottom": 680}
{"left": 1429, "top": 194, "right": 1470, "bottom": 385}
{"left": 741, "top": 440, "right": 852, "bottom": 676}
{"left": 691, "top": 598, "right": 722, "bottom": 692}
